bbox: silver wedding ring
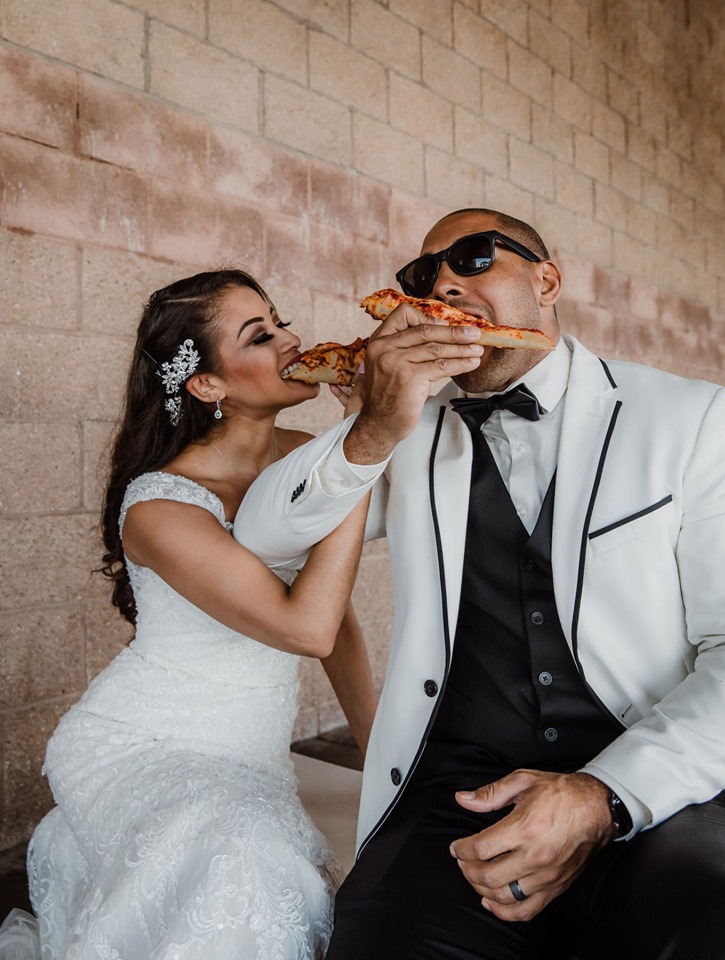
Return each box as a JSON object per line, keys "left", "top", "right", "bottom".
{"left": 509, "top": 879, "right": 528, "bottom": 902}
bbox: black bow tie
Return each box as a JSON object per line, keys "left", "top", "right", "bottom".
{"left": 450, "top": 384, "right": 543, "bottom": 429}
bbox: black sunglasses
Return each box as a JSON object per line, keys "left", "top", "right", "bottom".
{"left": 395, "top": 230, "right": 541, "bottom": 299}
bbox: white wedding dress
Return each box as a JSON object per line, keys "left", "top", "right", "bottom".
{"left": 0, "top": 473, "right": 339, "bottom": 960}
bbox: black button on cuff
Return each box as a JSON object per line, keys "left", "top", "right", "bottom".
{"left": 522, "top": 559, "right": 537, "bottom": 571}
{"left": 390, "top": 767, "right": 402, "bottom": 786}
{"left": 544, "top": 727, "right": 559, "bottom": 742}
{"left": 530, "top": 611, "right": 545, "bottom": 625}
{"left": 423, "top": 679, "right": 438, "bottom": 697}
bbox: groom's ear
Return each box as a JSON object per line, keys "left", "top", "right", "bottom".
{"left": 536, "top": 260, "right": 562, "bottom": 307}
{"left": 186, "top": 373, "right": 224, "bottom": 404}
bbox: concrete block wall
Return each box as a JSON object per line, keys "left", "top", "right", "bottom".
{"left": 0, "top": 0, "right": 723, "bottom": 848}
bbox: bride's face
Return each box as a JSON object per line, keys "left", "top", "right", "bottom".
{"left": 213, "top": 286, "right": 319, "bottom": 411}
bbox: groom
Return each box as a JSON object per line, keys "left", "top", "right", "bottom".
{"left": 236, "top": 207, "right": 725, "bottom": 958}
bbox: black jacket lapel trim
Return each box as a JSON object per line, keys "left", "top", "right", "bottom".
{"left": 428, "top": 405, "right": 452, "bottom": 670}
{"left": 357, "top": 405, "right": 452, "bottom": 858}
{"left": 599, "top": 357, "right": 617, "bottom": 389}
{"left": 571, "top": 400, "right": 621, "bottom": 647}
{"left": 570, "top": 399, "right": 625, "bottom": 728}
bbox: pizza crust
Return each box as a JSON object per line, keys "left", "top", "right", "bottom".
{"left": 360, "top": 289, "right": 554, "bottom": 351}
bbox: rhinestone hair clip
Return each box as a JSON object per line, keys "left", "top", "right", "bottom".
{"left": 157, "top": 338, "right": 200, "bottom": 425}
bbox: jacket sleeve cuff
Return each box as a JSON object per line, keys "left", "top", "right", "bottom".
{"left": 578, "top": 763, "right": 652, "bottom": 839}
{"left": 317, "top": 419, "right": 390, "bottom": 496}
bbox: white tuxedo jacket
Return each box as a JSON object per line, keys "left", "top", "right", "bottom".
{"left": 235, "top": 336, "right": 725, "bottom": 853}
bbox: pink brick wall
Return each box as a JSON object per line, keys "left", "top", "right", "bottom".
{"left": 0, "top": 0, "right": 723, "bottom": 848}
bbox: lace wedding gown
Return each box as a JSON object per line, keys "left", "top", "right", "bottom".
{"left": 0, "top": 473, "right": 339, "bottom": 960}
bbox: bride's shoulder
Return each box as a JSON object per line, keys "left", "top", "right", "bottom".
{"left": 120, "top": 472, "right": 226, "bottom": 532}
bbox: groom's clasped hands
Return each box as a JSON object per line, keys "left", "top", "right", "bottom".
{"left": 450, "top": 769, "right": 615, "bottom": 921}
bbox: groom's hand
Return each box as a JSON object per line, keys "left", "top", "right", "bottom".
{"left": 343, "top": 303, "right": 484, "bottom": 465}
{"left": 449, "top": 769, "right": 614, "bottom": 921}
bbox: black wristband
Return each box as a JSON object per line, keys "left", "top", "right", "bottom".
{"left": 609, "top": 789, "right": 633, "bottom": 837}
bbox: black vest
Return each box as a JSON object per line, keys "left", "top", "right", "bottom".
{"left": 428, "top": 429, "right": 622, "bottom": 773}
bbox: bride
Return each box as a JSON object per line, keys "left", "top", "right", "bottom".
{"left": 0, "top": 269, "right": 376, "bottom": 959}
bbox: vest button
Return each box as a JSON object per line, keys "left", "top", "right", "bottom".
{"left": 538, "top": 671, "right": 553, "bottom": 685}
{"left": 424, "top": 680, "right": 438, "bottom": 697}
{"left": 522, "top": 559, "right": 537, "bottom": 571}
{"left": 390, "top": 767, "right": 402, "bottom": 786}
{"left": 530, "top": 611, "right": 545, "bottom": 625}
{"left": 544, "top": 727, "right": 559, "bottom": 742}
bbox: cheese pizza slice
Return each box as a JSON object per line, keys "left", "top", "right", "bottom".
{"left": 281, "top": 337, "right": 368, "bottom": 385}
{"left": 360, "top": 289, "right": 554, "bottom": 351}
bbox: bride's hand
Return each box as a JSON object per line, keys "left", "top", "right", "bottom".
{"left": 329, "top": 365, "right": 366, "bottom": 415}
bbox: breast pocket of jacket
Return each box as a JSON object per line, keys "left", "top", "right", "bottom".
{"left": 588, "top": 495, "right": 676, "bottom": 556}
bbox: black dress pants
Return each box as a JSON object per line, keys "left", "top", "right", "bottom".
{"left": 326, "top": 762, "right": 725, "bottom": 960}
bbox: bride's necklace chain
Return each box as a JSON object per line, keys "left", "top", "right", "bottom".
{"left": 211, "top": 435, "right": 277, "bottom": 483}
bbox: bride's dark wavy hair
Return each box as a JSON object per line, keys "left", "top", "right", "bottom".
{"left": 100, "top": 269, "right": 272, "bottom": 626}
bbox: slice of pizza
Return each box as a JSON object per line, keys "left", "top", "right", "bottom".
{"left": 360, "top": 288, "right": 554, "bottom": 351}
{"left": 281, "top": 337, "right": 368, "bottom": 385}
{"left": 281, "top": 287, "right": 553, "bottom": 386}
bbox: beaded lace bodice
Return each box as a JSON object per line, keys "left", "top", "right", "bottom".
{"left": 119, "top": 471, "right": 299, "bottom": 689}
